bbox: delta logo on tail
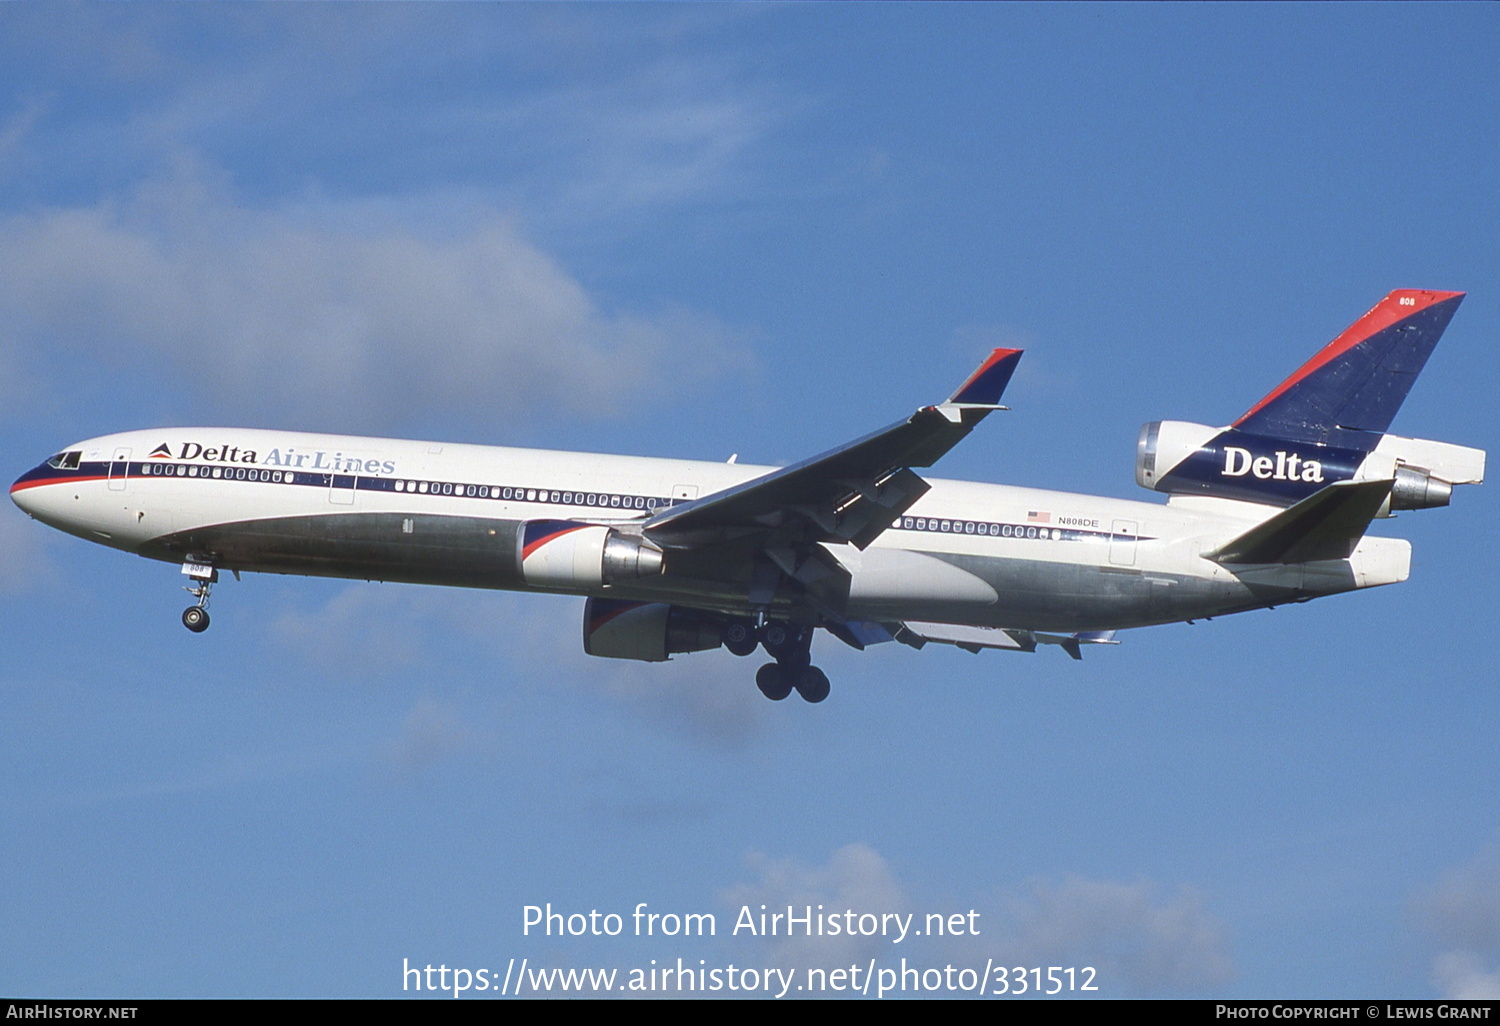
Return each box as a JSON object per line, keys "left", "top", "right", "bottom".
{"left": 1139, "top": 289, "right": 1478, "bottom": 510}
{"left": 1220, "top": 447, "right": 1325, "bottom": 484}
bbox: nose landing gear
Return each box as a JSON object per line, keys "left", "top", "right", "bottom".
{"left": 181, "top": 557, "right": 218, "bottom": 633}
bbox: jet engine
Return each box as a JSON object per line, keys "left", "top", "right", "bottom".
{"left": 1370, "top": 432, "right": 1485, "bottom": 510}
{"left": 1136, "top": 420, "right": 1483, "bottom": 512}
{"left": 1135, "top": 420, "right": 1221, "bottom": 491}
{"left": 582, "top": 598, "right": 724, "bottom": 662}
{"left": 520, "top": 520, "right": 665, "bottom": 589}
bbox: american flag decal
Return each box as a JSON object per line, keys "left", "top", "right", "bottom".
{"left": 1027, "top": 510, "right": 1050, "bottom": 523}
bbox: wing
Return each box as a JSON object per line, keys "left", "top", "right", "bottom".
{"left": 643, "top": 349, "right": 1022, "bottom": 555}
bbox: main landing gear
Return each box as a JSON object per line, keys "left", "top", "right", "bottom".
{"left": 180, "top": 557, "right": 218, "bottom": 633}
{"left": 755, "top": 662, "right": 830, "bottom": 704}
{"left": 720, "top": 620, "right": 832, "bottom": 704}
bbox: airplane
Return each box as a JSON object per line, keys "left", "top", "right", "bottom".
{"left": 9, "top": 289, "right": 1485, "bottom": 703}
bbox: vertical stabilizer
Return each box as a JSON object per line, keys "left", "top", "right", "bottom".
{"left": 1144, "top": 290, "right": 1477, "bottom": 508}
{"left": 1234, "top": 289, "right": 1464, "bottom": 450}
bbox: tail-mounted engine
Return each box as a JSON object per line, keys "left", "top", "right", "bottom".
{"left": 1136, "top": 420, "right": 1483, "bottom": 511}
{"left": 582, "top": 598, "right": 724, "bottom": 662}
{"left": 520, "top": 520, "right": 665, "bottom": 589}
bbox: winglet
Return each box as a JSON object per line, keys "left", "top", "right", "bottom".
{"left": 946, "top": 348, "right": 1023, "bottom": 407}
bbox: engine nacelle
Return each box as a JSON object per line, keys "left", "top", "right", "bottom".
{"left": 520, "top": 520, "right": 665, "bottom": 589}
{"left": 1135, "top": 420, "right": 1224, "bottom": 491}
{"left": 1138, "top": 420, "right": 1485, "bottom": 511}
{"left": 582, "top": 598, "right": 724, "bottom": 662}
{"left": 1388, "top": 464, "right": 1452, "bottom": 510}
{"left": 1136, "top": 419, "right": 1381, "bottom": 508}
{"left": 1369, "top": 432, "right": 1485, "bottom": 512}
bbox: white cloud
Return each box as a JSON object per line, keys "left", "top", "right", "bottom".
{"left": 1422, "top": 847, "right": 1500, "bottom": 951}
{"left": 573, "top": 653, "right": 771, "bottom": 750}
{"left": 719, "top": 845, "right": 1234, "bottom": 996}
{"left": 260, "top": 581, "right": 770, "bottom": 746}
{"left": 1416, "top": 846, "right": 1500, "bottom": 999}
{"left": 389, "top": 695, "right": 481, "bottom": 771}
{"left": 721, "top": 843, "right": 912, "bottom": 969}
{"left": 6, "top": 7, "right": 794, "bottom": 233}
{"left": 985, "top": 874, "right": 1235, "bottom": 995}
{"left": 0, "top": 94, "right": 51, "bottom": 168}
{"left": 493, "top": 591, "right": 772, "bottom": 747}
{"left": 0, "top": 159, "right": 744, "bottom": 434}
{"left": 510, "top": 76, "right": 781, "bottom": 222}
{"left": 267, "top": 585, "right": 430, "bottom": 678}
{"left": 1432, "top": 952, "right": 1500, "bottom": 1001}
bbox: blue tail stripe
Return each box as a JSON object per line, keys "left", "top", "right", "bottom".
{"left": 1236, "top": 295, "right": 1462, "bottom": 447}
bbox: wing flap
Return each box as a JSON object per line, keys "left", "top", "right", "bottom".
{"left": 896, "top": 622, "right": 1120, "bottom": 659}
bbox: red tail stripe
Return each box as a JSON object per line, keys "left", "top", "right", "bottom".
{"left": 1235, "top": 289, "right": 1463, "bottom": 427}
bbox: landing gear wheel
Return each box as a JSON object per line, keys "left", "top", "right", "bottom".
{"left": 794, "top": 666, "right": 830, "bottom": 704}
{"left": 760, "top": 621, "right": 795, "bottom": 658}
{"left": 755, "top": 663, "right": 794, "bottom": 701}
{"left": 180, "top": 556, "right": 219, "bottom": 633}
{"left": 760, "top": 622, "right": 810, "bottom": 666}
{"left": 723, "top": 621, "right": 758, "bottom": 657}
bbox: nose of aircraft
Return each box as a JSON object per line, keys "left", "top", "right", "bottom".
{"left": 12, "top": 467, "right": 44, "bottom": 517}
{"left": 11, "top": 458, "right": 62, "bottom": 519}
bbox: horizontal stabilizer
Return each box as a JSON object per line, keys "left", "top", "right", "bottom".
{"left": 1206, "top": 479, "right": 1393, "bottom": 564}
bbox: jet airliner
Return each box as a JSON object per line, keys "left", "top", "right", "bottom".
{"left": 10, "top": 290, "right": 1485, "bottom": 703}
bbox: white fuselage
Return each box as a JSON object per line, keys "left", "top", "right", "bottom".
{"left": 11, "top": 427, "right": 1410, "bottom": 633}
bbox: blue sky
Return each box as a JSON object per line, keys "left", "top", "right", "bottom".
{"left": 2, "top": 4, "right": 1498, "bottom": 999}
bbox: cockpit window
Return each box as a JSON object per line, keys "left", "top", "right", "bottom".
{"left": 46, "top": 451, "right": 82, "bottom": 470}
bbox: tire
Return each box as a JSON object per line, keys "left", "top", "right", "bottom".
{"left": 761, "top": 622, "right": 808, "bottom": 663}
{"left": 755, "top": 663, "right": 793, "bottom": 701}
{"left": 795, "top": 666, "right": 830, "bottom": 704}
{"left": 723, "top": 622, "right": 758, "bottom": 657}
{"left": 182, "top": 607, "right": 210, "bottom": 633}
{"left": 759, "top": 622, "right": 793, "bottom": 657}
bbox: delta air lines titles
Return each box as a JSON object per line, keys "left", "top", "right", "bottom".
{"left": 153, "top": 440, "right": 397, "bottom": 477}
